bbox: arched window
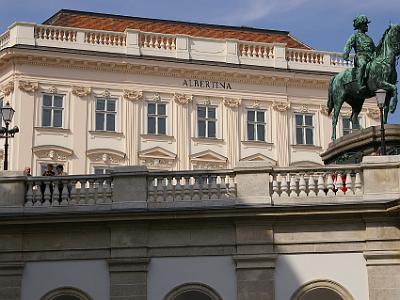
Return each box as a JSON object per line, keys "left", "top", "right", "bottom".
{"left": 291, "top": 279, "right": 354, "bottom": 300}
{"left": 164, "top": 283, "right": 223, "bottom": 300}
{"left": 40, "top": 287, "right": 92, "bottom": 300}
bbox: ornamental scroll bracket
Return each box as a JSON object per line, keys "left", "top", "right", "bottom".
{"left": 172, "top": 93, "right": 192, "bottom": 105}
{"left": 223, "top": 97, "right": 241, "bottom": 108}
{"left": 1, "top": 81, "right": 14, "bottom": 96}
{"left": 123, "top": 90, "right": 143, "bottom": 101}
{"left": 72, "top": 86, "right": 92, "bottom": 97}
{"left": 18, "top": 81, "right": 39, "bottom": 93}
{"left": 272, "top": 101, "right": 291, "bottom": 112}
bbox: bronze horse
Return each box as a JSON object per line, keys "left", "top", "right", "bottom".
{"left": 328, "top": 24, "right": 400, "bottom": 140}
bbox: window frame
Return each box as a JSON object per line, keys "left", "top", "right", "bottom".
{"left": 294, "top": 113, "right": 314, "bottom": 145}
{"left": 146, "top": 101, "right": 167, "bottom": 135}
{"left": 40, "top": 287, "right": 92, "bottom": 300}
{"left": 94, "top": 97, "right": 117, "bottom": 132}
{"left": 246, "top": 108, "right": 266, "bottom": 141}
{"left": 197, "top": 105, "right": 217, "bottom": 138}
{"left": 41, "top": 93, "right": 65, "bottom": 128}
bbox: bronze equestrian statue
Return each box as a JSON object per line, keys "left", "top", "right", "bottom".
{"left": 328, "top": 15, "right": 400, "bottom": 140}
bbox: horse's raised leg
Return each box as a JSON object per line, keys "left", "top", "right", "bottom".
{"left": 379, "top": 82, "right": 397, "bottom": 121}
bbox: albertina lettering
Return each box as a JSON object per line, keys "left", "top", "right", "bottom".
{"left": 183, "top": 79, "right": 232, "bottom": 90}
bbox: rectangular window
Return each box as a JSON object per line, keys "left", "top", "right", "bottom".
{"left": 95, "top": 98, "right": 116, "bottom": 131}
{"left": 93, "top": 166, "right": 110, "bottom": 174}
{"left": 295, "top": 113, "right": 314, "bottom": 145}
{"left": 342, "top": 117, "right": 352, "bottom": 136}
{"left": 41, "top": 94, "right": 64, "bottom": 128}
{"left": 147, "top": 102, "right": 166, "bottom": 135}
{"left": 197, "top": 106, "right": 216, "bottom": 138}
{"left": 247, "top": 110, "right": 266, "bottom": 141}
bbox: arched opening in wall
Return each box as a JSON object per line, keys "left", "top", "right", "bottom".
{"left": 291, "top": 279, "right": 354, "bottom": 300}
{"left": 40, "top": 287, "right": 92, "bottom": 300}
{"left": 164, "top": 283, "right": 223, "bottom": 300}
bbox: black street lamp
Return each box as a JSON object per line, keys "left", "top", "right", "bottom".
{"left": 375, "top": 89, "right": 387, "bottom": 155}
{"left": 0, "top": 102, "right": 19, "bottom": 170}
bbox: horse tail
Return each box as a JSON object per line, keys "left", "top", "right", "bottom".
{"left": 327, "top": 76, "right": 335, "bottom": 116}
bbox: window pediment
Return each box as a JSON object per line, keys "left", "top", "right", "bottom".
{"left": 139, "top": 146, "right": 176, "bottom": 170}
{"left": 241, "top": 153, "right": 277, "bottom": 165}
{"left": 87, "top": 148, "right": 126, "bottom": 164}
{"left": 190, "top": 150, "right": 227, "bottom": 170}
{"left": 33, "top": 145, "right": 73, "bottom": 161}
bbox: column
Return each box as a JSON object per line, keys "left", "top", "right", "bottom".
{"left": 223, "top": 98, "right": 240, "bottom": 168}
{"left": 108, "top": 258, "right": 149, "bottom": 300}
{"left": 0, "top": 262, "right": 24, "bottom": 300}
{"left": 173, "top": 93, "right": 191, "bottom": 170}
{"left": 233, "top": 254, "right": 277, "bottom": 300}
{"left": 272, "top": 101, "right": 290, "bottom": 167}
{"left": 124, "top": 90, "right": 142, "bottom": 165}
{"left": 71, "top": 86, "right": 91, "bottom": 174}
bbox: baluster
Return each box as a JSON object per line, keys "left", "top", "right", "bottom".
{"left": 87, "top": 179, "right": 95, "bottom": 204}
{"left": 345, "top": 172, "right": 353, "bottom": 195}
{"left": 183, "top": 176, "right": 191, "bottom": 200}
{"left": 77, "top": 180, "right": 84, "bottom": 204}
{"left": 227, "top": 175, "right": 236, "bottom": 199}
{"left": 165, "top": 37, "right": 171, "bottom": 50}
{"left": 103, "top": 179, "right": 111, "bottom": 203}
{"left": 156, "top": 177, "right": 164, "bottom": 202}
{"left": 280, "top": 176, "right": 289, "bottom": 197}
{"left": 95, "top": 179, "right": 104, "bottom": 204}
{"left": 155, "top": 35, "right": 160, "bottom": 48}
{"left": 240, "top": 45, "right": 245, "bottom": 56}
{"left": 289, "top": 175, "right": 298, "bottom": 197}
{"left": 257, "top": 46, "right": 262, "bottom": 57}
{"left": 174, "top": 176, "right": 183, "bottom": 201}
{"left": 148, "top": 177, "right": 156, "bottom": 202}
{"left": 192, "top": 176, "right": 201, "bottom": 201}
{"left": 269, "top": 47, "right": 274, "bottom": 58}
{"left": 171, "top": 38, "right": 176, "bottom": 50}
{"left": 68, "top": 180, "right": 77, "bottom": 205}
{"left": 271, "top": 178, "right": 279, "bottom": 199}
{"left": 200, "top": 175, "right": 209, "bottom": 200}
{"left": 165, "top": 176, "right": 174, "bottom": 202}
{"left": 160, "top": 36, "right": 165, "bottom": 49}
{"left": 355, "top": 172, "right": 362, "bottom": 195}
{"left": 209, "top": 175, "right": 218, "bottom": 200}
{"left": 25, "top": 181, "right": 34, "bottom": 207}
{"left": 336, "top": 173, "right": 345, "bottom": 196}
{"left": 299, "top": 175, "right": 307, "bottom": 197}
{"left": 60, "top": 179, "right": 69, "bottom": 205}
{"left": 317, "top": 175, "right": 325, "bottom": 196}
{"left": 246, "top": 45, "right": 251, "bottom": 57}
{"left": 326, "top": 174, "right": 335, "bottom": 196}
{"left": 308, "top": 175, "right": 316, "bottom": 197}
{"left": 218, "top": 175, "right": 228, "bottom": 199}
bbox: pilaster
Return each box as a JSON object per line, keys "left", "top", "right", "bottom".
{"left": 224, "top": 97, "right": 240, "bottom": 168}
{"left": 272, "top": 101, "right": 290, "bottom": 166}
{"left": 124, "top": 90, "right": 143, "bottom": 165}
{"left": 0, "top": 262, "right": 24, "bottom": 300}
{"left": 233, "top": 254, "right": 277, "bottom": 300}
{"left": 173, "top": 93, "right": 191, "bottom": 170}
{"left": 108, "top": 258, "right": 149, "bottom": 300}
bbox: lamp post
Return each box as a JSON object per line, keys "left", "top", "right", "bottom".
{"left": 375, "top": 89, "right": 387, "bottom": 155}
{"left": 0, "top": 102, "right": 19, "bottom": 170}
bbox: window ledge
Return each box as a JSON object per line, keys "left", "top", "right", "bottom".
{"left": 34, "top": 127, "right": 71, "bottom": 136}
{"left": 89, "top": 131, "right": 124, "bottom": 138}
{"left": 192, "top": 137, "right": 224, "bottom": 145}
{"left": 291, "top": 144, "right": 322, "bottom": 152}
{"left": 141, "top": 134, "right": 175, "bottom": 143}
{"left": 242, "top": 140, "right": 273, "bottom": 148}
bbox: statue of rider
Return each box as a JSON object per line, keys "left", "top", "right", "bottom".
{"left": 343, "top": 15, "right": 376, "bottom": 93}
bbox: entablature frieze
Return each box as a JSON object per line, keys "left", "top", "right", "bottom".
{"left": 3, "top": 51, "right": 330, "bottom": 90}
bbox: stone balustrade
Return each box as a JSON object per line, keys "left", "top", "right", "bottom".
{"left": 1, "top": 155, "right": 399, "bottom": 213}
{"left": 0, "top": 22, "right": 353, "bottom": 72}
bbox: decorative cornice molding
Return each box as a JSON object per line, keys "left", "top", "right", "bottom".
{"left": 6, "top": 53, "right": 330, "bottom": 90}
{"left": 366, "top": 108, "right": 380, "bottom": 121}
{"left": 223, "top": 97, "right": 241, "bottom": 108}
{"left": 18, "top": 80, "right": 38, "bottom": 93}
{"left": 1, "top": 81, "right": 14, "bottom": 96}
{"left": 272, "top": 101, "right": 290, "bottom": 112}
{"left": 123, "top": 89, "right": 143, "bottom": 101}
{"left": 72, "top": 86, "right": 92, "bottom": 97}
{"left": 172, "top": 92, "right": 192, "bottom": 105}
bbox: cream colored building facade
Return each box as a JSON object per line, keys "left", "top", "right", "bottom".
{"left": 0, "top": 10, "right": 381, "bottom": 175}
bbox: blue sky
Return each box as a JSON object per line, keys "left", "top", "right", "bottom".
{"left": 1, "top": 0, "right": 399, "bottom": 123}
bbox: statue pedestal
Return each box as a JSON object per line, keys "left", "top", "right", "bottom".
{"left": 321, "top": 124, "right": 400, "bottom": 164}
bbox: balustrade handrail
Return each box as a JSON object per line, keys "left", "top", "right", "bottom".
{"left": 35, "top": 24, "right": 126, "bottom": 37}
{"left": 271, "top": 164, "right": 361, "bottom": 174}
{"left": 26, "top": 173, "right": 112, "bottom": 181}
{"left": 148, "top": 169, "right": 235, "bottom": 177}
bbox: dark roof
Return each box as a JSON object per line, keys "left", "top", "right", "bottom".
{"left": 44, "top": 9, "right": 311, "bottom": 49}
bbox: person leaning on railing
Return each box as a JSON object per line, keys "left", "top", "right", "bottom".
{"left": 41, "top": 163, "right": 55, "bottom": 202}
